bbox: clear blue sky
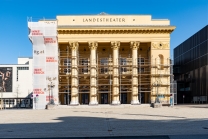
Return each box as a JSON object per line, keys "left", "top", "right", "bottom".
{"left": 0, "top": 0, "right": 207, "bottom": 64}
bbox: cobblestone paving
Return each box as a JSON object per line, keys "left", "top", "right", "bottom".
{"left": 0, "top": 104, "right": 208, "bottom": 138}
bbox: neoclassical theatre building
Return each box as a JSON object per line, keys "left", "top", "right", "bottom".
{"left": 28, "top": 14, "right": 175, "bottom": 109}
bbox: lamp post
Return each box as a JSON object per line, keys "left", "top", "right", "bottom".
{"left": 66, "top": 75, "right": 70, "bottom": 105}
{"left": 66, "top": 45, "right": 70, "bottom": 105}
{"left": 0, "top": 86, "right": 3, "bottom": 110}
{"left": 35, "top": 94, "right": 39, "bottom": 109}
{"left": 154, "top": 80, "right": 160, "bottom": 103}
{"left": 47, "top": 77, "right": 55, "bottom": 105}
{"left": 49, "top": 82, "right": 55, "bottom": 105}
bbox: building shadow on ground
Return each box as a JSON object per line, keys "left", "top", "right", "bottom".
{"left": 0, "top": 114, "right": 208, "bottom": 138}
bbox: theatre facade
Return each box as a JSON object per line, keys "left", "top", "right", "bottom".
{"left": 28, "top": 14, "right": 175, "bottom": 109}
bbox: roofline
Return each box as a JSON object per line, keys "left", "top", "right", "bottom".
{"left": 57, "top": 14, "right": 153, "bottom": 16}
{"left": 18, "top": 57, "right": 33, "bottom": 59}
{"left": 57, "top": 25, "right": 175, "bottom": 28}
{"left": 0, "top": 64, "right": 30, "bottom": 66}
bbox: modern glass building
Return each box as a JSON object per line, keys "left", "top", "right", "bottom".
{"left": 174, "top": 25, "right": 208, "bottom": 103}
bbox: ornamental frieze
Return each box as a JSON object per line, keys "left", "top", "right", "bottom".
{"left": 57, "top": 28, "right": 175, "bottom": 34}
{"left": 152, "top": 42, "right": 169, "bottom": 49}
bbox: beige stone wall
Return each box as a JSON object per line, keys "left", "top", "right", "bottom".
{"left": 57, "top": 15, "right": 170, "bottom": 26}
{"left": 57, "top": 15, "right": 175, "bottom": 105}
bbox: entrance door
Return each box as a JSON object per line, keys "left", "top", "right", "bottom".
{"left": 101, "top": 93, "right": 108, "bottom": 104}
{"left": 81, "top": 93, "right": 89, "bottom": 104}
{"left": 141, "top": 93, "right": 145, "bottom": 103}
{"left": 139, "top": 92, "right": 149, "bottom": 104}
{"left": 64, "top": 94, "right": 71, "bottom": 105}
{"left": 121, "top": 93, "right": 127, "bottom": 104}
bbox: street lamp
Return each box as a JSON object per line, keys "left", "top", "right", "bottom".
{"left": 66, "top": 75, "right": 70, "bottom": 105}
{"left": 66, "top": 45, "right": 70, "bottom": 105}
{"left": 0, "top": 86, "right": 3, "bottom": 110}
{"left": 46, "top": 77, "right": 56, "bottom": 105}
{"left": 48, "top": 82, "right": 55, "bottom": 105}
{"left": 153, "top": 80, "right": 161, "bottom": 103}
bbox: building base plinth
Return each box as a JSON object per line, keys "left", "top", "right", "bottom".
{"left": 153, "top": 103, "right": 162, "bottom": 108}
{"left": 131, "top": 100, "right": 140, "bottom": 105}
{"left": 89, "top": 101, "right": 98, "bottom": 105}
{"left": 46, "top": 104, "right": 57, "bottom": 110}
{"left": 70, "top": 101, "right": 79, "bottom": 106}
{"left": 111, "top": 101, "right": 120, "bottom": 105}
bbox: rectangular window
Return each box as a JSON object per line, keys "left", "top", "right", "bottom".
{"left": 138, "top": 68, "right": 145, "bottom": 73}
{"left": 64, "top": 68, "right": 71, "bottom": 73}
{"left": 120, "top": 58, "right": 127, "bottom": 65}
{"left": 64, "top": 58, "right": 71, "bottom": 66}
{"left": 81, "top": 59, "right": 88, "bottom": 66}
{"left": 101, "top": 67, "right": 108, "bottom": 74}
{"left": 81, "top": 59, "right": 89, "bottom": 74}
{"left": 100, "top": 58, "right": 108, "bottom": 74}
{"left": 138, "top": 58, "right": 145, "bottom": 65}
{"left": 100, "top": 58, "right": 108, "bottom": 65}
{"left": 121, "top": 67, "right": 127, "bottom": 73}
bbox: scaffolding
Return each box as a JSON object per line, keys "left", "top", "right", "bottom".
{"left": 151, "top": 57, "right": 172, "bottom": 104}
{"left": 58, "top": 43, "right": 173, "bottom": 105}
{"left": 138, "top": 56, "right": 151, "bottom": 103}
{"left": 58, "top": 45, "right": 72, "bottom": 105}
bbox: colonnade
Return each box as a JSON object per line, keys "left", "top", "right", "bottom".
{"left": 69, "top": 41, "right": 140, "bottom": 105}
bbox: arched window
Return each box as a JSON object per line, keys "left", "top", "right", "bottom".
{"left": 158, "top": 54, "right": 164, "bottom": 70}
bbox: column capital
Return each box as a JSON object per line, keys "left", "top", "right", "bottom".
{"left": 130, "top": 41, "right": 140, "bottom": 50}
{"left": 111, "top": 41, "right": 120, "bottom": 50}
{"left": 88, "top": 42, "right": 98, "bottom": 50}
{"left": 69, "top": 42, "right": 79, "bottom": 50}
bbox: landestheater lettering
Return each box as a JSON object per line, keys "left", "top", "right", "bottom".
{"left": 83, "top": 18, "right": 125, "bottom": 22}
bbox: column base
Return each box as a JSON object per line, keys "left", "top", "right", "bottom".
{"left": 131, "top": 100, "right": 140, "bottom": 105}
{"left": 111, "top": 100, "right": 120, "bottom": 105}
{"left": 89, "top": 101, "right": 98, "bottom": 105}
{"left": 70, "top": 101, "right": 79, "bottom": 106}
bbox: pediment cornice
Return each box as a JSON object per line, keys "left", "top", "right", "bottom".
{"left": 57, "top": 26, "right": 175, "bottom": 34}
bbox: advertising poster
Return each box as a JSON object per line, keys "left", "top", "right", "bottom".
{"left": 0, "top": 67, "right": 12, "bottom": 92}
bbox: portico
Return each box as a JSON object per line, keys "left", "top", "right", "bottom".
{"left": 57, "top": 14, "right": 175, "bottom": 105}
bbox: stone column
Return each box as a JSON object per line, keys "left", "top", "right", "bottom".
{"left": 89, "top": 42, "right": 98, "bottom": 105}
{"left": 130, "top": 41, "right": 140, "bottom": 105}
{"left": 69, "top": 42, "right": 79, "bottom": 105}
{"left": 111, "top": 41, "right": 120, "bottom": 105}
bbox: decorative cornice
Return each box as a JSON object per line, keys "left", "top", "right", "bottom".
{"left": 152, "top": 42, "right": 169, "bottom": 49}
{"left": 69, "top": 42, "right": 79, "bottom": 50}
{"left": 111, "top": 41, "right": 120, "bottom": 50}
{"left": 130, "top": 41, "right": 140, "bottom": 50}
{"left": 57, "top": 27, "right": 175, "bottom": 34}
{"left": 88, "top": 42, "right": 98, "bottom": 50}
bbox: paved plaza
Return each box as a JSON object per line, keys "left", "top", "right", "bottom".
{"left": 0, "top": 104, "right": 208, "bottom": 138}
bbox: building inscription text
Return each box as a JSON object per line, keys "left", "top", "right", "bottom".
{"left": 83, "top": 18, "right": 125, "bottom": 22}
